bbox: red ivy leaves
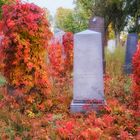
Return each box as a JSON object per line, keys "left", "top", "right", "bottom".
{"left": 0, "top": 1, "right": 52, "bottom": 111}
{"left": 132, "top": 41, "right": 140, "bottom": 110}
{"left": 63, "top": 32, "right": 74, "bottom": 73}
{"left": 48, "top": 32, "right": 74, "bottom": 91}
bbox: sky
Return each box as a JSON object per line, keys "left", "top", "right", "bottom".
{"left": 24, "top": 0, "right": 75, "bottom": 15}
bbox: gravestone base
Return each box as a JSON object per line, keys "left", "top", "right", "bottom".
{"left": 70, "top": 100, "right": 106, "bottom": 113}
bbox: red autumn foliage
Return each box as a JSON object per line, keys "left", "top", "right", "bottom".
{"left": 48, "top": 32, "right": 73, "bottom": 92}
{"left": 132, "top": 41, "right": 140, "bottom": 110}
{"left": 62, "top": 32, "right": 74, "bottom": 73}
{"left": 0, "top": 1, "right": 139, "bottom": 139}
{"left": 0, "top": 1, "right": 52, "bottom": 111}
{"left": 48, "top": 42, "right": 65, "bottom": 88}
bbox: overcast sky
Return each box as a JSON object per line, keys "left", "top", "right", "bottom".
{"left": 23, "top": 0, "right": 75, "bottom": 15}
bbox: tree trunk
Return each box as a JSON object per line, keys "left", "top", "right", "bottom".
{"left": 115, "top": 31, "right": 120, "bottom": 47}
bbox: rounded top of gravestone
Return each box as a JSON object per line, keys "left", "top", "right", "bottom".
{"left": 128, "top": 33, "right": 138, "bottom": 36}
{"left": 75, "top": 29, "right": 101, "bottom": 35}
{"left": 53, "top": 28, "right": 65, "bottom": 34}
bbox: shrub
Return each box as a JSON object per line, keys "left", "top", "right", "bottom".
{"left": 132, "top": 41, "right": 140, "bottom": 110}
{"left": 0, "top": 1, "right": 52, "bottom": 112}
{"left": 48, "top": 32, "right": 73, "bottom": 92}
{"left": 48, "top": 42, "right": 65, "bottom": 88}
{"left": 62, "top": 32, "right": 74, "bottom": 74}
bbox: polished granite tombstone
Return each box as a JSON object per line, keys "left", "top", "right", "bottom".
{"left": 70, "top": 30, "right": 105, "bottom": 113}
{"left": 89, "top": 16, "right": 105, "bottom": 73}
{"left": 124, "top": 33, "right": 138, "bottom": 74}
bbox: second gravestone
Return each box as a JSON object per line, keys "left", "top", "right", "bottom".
{"left": 88, "top": 16, "right": 105, "bottom": 73}
{"left": 70, "top": 30, "right": 105, "bottom": 113}
{"left": 124, "top": 33, "right": 138, "bottom": 74}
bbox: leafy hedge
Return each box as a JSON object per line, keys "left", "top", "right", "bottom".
{"left": 0, "top": 1, "right": 52, "bottom": 112}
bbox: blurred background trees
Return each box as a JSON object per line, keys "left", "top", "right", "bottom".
{"left": 54, "top": 0, "right": 140, "bottom": 46}
{"left": 0, "top": 0, "right": 139, "bottom": 45}
{"left": 55, "top": 6, "right": 88, "bottom": 33}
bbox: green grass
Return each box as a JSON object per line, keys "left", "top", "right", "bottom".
{"left": 105, "top": 46, "right": 125, "bottom": 76}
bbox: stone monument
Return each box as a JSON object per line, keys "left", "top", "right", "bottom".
{"left": 88, "top": 16, "right": 105, "bottom": 73}
{"left": 53, "top": 28, "right": 65, "bottom": 44}
{"left": 70, "top": 30, "right": 105, "bottom": 113}
{"left": 124, "top": 33, "right": 138, "bottom": 74}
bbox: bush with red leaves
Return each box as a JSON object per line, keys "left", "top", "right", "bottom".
{"left": 0, "top": 1, "right": 52, "bottom": 112}
{"left": 132, "top": 41, "right": 140, "bottom": 110}
{"left": 63, "top": 32, "right": 74, "bottom": 74}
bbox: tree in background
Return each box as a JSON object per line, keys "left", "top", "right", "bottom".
{"left": 55, "top": 7, "right": 75, "bottom": 32}
{"left": 125, "top": 0, "right": 140, "bottom": 33}
{"left": 76, "top": 0, "right": 128, "bottom": 47}
{"left": 73, "top": 1, "right": 89, "bottom": 32}
{"left": 108, "top": 23, "right": 115, "bottom": 40}
{"left": 43, "top": 8, "right": 53, "bottom": 25}
{"left": 55, "top": 6, "right": 88, "bottom": 33}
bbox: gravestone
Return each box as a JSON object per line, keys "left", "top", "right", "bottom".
{"left": 88, "top": 16, "right": 105, "bottom": 73}
{"left": 124, "top": 33, "right": 138, "bottom": 74}
{"left": 54, "top": 28, "right": 65, "bottom": 44}
{"left": 107, "top": 39, "right": 116, "bottom": 53}
{"left": 70, "top": 30, "right": 105, "bottom": 113}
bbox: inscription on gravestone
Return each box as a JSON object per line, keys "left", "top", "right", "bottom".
{"left": 70, "top": 30, "right": 105, "bottom": 113}
{"left": 124, "top": 33, "right": 138, "bottom": 74}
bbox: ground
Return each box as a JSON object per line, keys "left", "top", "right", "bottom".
{"left": 0, "top": 47, "right": 139, "bottom": 139}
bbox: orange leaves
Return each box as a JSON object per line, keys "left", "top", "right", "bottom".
{"left": 0, "top": 21, "right": 3, "bottom": 32}
{"left": 57, "top": 119, "right": 76, "bottom": 139}
{"left": 0, "top": 1, "right": 52, "bottom": 112}
{"left": 27, "top": 62, "right": 34, "bottom": 70}
{"left": 48, "top": 32, "right": 73, "bottom": 95}
{"left": 120, "top": 130, "right": 129, "bottom": 140}
{"left": 7, "top": 19, "right": 15, "bottom": 28}
{"left": 63, "top": 32, "right": 74, "bottom": 73}
{"left": 101, "top": 114, "right": 114, "bottom": 127}
{"left": 48, "top": 43, "right": 64, "bottom": 76}
{"left": 26, "top": 95, "right": 34, "bottom": 104}
{"left": 80, "top": 128, "right": 103, "bottom": 140}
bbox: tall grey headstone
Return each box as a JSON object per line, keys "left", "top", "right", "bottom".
{"left": 124, "top": 33, "right": 138, "bottom": 74}
{"left": 70, "top": 30, "right": 105, "bottom": 113}
{"left": 88, "top": 16, "right": 105, "bottom": 73}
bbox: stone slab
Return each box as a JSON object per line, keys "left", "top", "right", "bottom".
{"left": 71, "top": 30, "right": 105, "bottom": 113}
{"left": 88, "top": 16, "right": 105, "bottom": 73}
{"left": 70, "top": 100, "right": 106, "bottom": 113}
{"left": 124, "top": 33, "right": 138, "bottom": 74}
